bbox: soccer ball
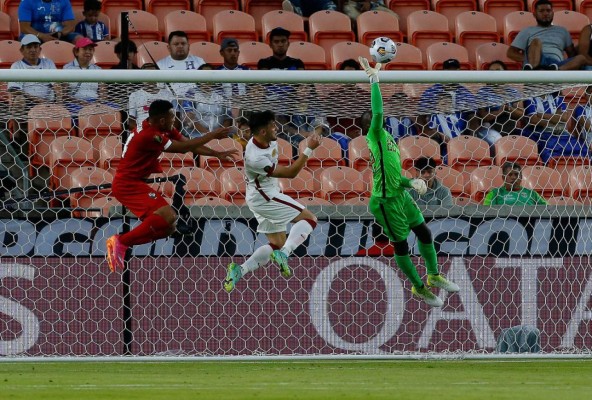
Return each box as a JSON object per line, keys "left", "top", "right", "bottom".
{"left": 369, "top": 37, "right": 397, "bottom": 64}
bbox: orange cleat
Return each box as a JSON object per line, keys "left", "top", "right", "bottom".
{"left": 106, "top": 235, "right": 128, "bottom": 272}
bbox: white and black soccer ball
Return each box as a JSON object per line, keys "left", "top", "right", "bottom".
{"left": 369, "top": 37, "right": 397, "bottom": 64}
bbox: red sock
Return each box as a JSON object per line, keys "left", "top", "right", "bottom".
{"left": 119, "top": 214, "right": 172, "bottom": 246}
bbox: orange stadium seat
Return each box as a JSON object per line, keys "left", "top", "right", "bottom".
{"left": 399, "top": 136, "right": 442, "bottom": 170}
{"left": 475, "top": 42, "right": 522, "bottom": 70}
{"left": 295, "top": 196, "right": 332, "bottom": 206}
{"left": 72, "top": 195, "right": 119, "bottom": 218}
{"left": 356, "top": 10, "right": 403, "bottom": 46}
{"left": 163, "top": 167, "right": 220, "bottom": 200}
{"left": 407, "top": 10, "right": 453, "bottom": 56}
{"left": 40, "top": 41, "right": 74, "bottom": 69}
{"left": 470, "top": 165, "right": 503, "bottom": 202}
{"left": 330, "top": 41, "right": 370, "bottom": 70}
{"left": 241, "top": 0, "right": 284, "bottom": 38}
{"left": 164, "top": 10, "right": 209, "bottom": 43}
{"left": 385, "top": 42, "right": 424, "bottom": 70}
{"left": 276, "top": 138, "right": 293, "bottom": 166}
{"left": 503, "top": 11, "right": 535, "bottom": 44}
{"left": 92, "top": 41, "right": 119, "bottom": 68}
{"left": 454, "top": 196, "right": 478, "bottom": 205}
{"left": 455, "top": 11, "right": 500, "bottom": 65}
{"left": 425, "top": 41, "right": 471, "bottom": 70}
{"left": 188, "top": 196, "right": 233, "bottom": 206}
{"left": 522, "top": 165, "right": 566, "bottom": 198}
{"left": 78, "top": 104, "right": 122, "bottom": 161}
{"left": 553, "top": 10, "right": 590, "bottom": 41}
{"left": 189, "top": 41, "right": 224, "bottom": 66}
{"left": 69, "top": 166, "right": 114, "bottom": 209}
{"left": 320, "top": 166, "right": 368, "bottom": 203}
{"left": 348, "top": 136, "right": 371, "bottom": 171}
{"left": 220, "top": 167, "right": 247, "bottom": 205}
{"left": 102, "top": 0, "right": 143, "bottom": 37}
{"left": 237, "top": 41, "right": 273, "bottom": 68}
{"left": 447, "top": 136, "right": 493, "bottom": 172}
{"left": 1, "top": 0, "right": 20, "bottom": 39}
{"left": 546, "top": 196, "right": 583, "bottom": 205}
{"left": 160, "top": 152, "right": 196, "bottom": 174}
{"left": 118, "top": 10, "right": 161, "bottom": 43}
{"left": 137, "top": 41, "right": 169, "bottom": 66}
{"left": 194, "top": 0, "right": 240, "bottom": 35}
{"left": 261, "top": 10, "right": 307, "bottom": 43}
{"left": 309, "top": 10, "right": 356, "bottom": 57}
{"left": 479, "top": 0, "right": 524, "bottom": 36}
{"left": 27, "top": 104, "right": 73, "bottom": 172}
{"left": 0, "top": 39, "right": 21, "bottom": 68}
{"left": 342, "top": 196, "right": 370, "bottom": 205}
{"left": 527, "top": 0, "right": 572, "bottom": 11}
{"left": 578, "top": 0, "right": 592, "bottom": 20}
{"left": 286, "top": 41, "right": 328, "bottom": 70}
{"left": 69, "top": 0, "right": 85, "bottom": 13}
{"left": 436, "top": 165, "right": 466, "bottom": 197}
{"left": 212, "top": 10, "right": 258, "bottom": 44}
{"left": 569, "top": 165, "right": 592, "bottom": 201}
{"left": 299, "top": 137, "right": 343, "bottom": 170}
{"left": 387, "top": 0, "right": 431, "bottom": 38}
{"left": 98, "top": 136, "right": 123, "bottom": 174}
{"left": 199, "top": 138, "right": 244, "bottom": 170}
{"left": 146, "top": 0, "right": 191, "bottom": 37}
{"left": 49, "top": 136, "right": 95, "bottom": 190}
{"left": 494, "top": 135, "right": 540, "bottom": 166}
{"left": 432, "top": 0, "right": 477, "bottom": 35}
{"left": 73, "top": 10, "right": 111, "bottom": 38}
{"left": 0, "top": 11, "right": 13, "bottom": 40}
{"left": 279, "top": 170, "right": 315, "bottom": 198}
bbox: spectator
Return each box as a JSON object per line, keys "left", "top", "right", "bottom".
{"left": 385, "top": 92, "right": 419, "bottom": 141}
{"left": 483, "top": 162, "right": 547, "bottom": 205}
{"left": 257, "top": 27, "right": 305, "bottom": 70}
{"left": 578, "top": 24, "right": 592, "bottom": 70}
{"left": 572, "top": 85, "right": 592, "bottom": 148}
{"left": 157, "top": 30, "right": 205, "bottom": 96}
{"left": 111, "top": 40, "right": 139, "bottom": 70}
{"left": 409, "top": 157, "right": 453, "bottom": 206}
{"left": 232, "top": 116, "right": 251, "bottom": 150}
{"left": 522, "top": 91, "right": 589, "bottom": 163}
{"left": 217, "top": 38, "right": 249, "bottom": 97}
{"left": 18, "top": 0, "right": 80, "bottom": 43}
{"left": 282, "top": 0, "right": 337, "bottom": 17}
{"left": 74, "top": 0, "right": 110, "bottom": 42}
{"left": 507, "top": 0, "right": 587, "bottom": 70}
{"left": 341, "top": 0, "right": 398, "bottom": 22}
{"left": 339, "top": 58, "right": 361, "bottom": 70}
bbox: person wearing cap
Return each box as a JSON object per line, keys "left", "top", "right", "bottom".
{"left": 409, "top": 157, "right": 452, "bottom": 206}
{"left": 257, "top": 27, "right": 304, "bottom": 70}
{"left": 18, "top": 0, "right": 80, "bottom": 43}
{"left": 341, "top": 0, "right": 398, "bottom": 23}
{"left": 217, "top": 38, "right": 249, "bottom": 97}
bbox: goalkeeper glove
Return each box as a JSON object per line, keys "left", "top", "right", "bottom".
{"left": 411, "top": 179, "right": 428, "bottom": 195}
{"left": 358, "top": 57, "right": 382, "bottom": 84}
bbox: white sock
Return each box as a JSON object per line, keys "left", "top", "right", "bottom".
{"left": 241, "top": 244, "right": 273, "bottom": 275}
{"left": 281, "top": 220, "right": 314, "bottom": 256}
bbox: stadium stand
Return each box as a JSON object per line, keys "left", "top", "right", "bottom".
{"left": 348, "top": 136, "right": 371, "bottom": 171}
{"left": 261, "top": 10, "right": 307, "bottom": 43}
{"left": 279, "top": 170, "right": 316, "bottom": 199}
{"left": 163, "top": 10, "right": 210, "bottom": 43}
{"left": 470, "top": 165, "right": 503, "bottom": 202}
{"left": 119, "top": 10, "right": 161, "bottom": 42}
{"left": 425, "top": 41, "right": 471, "bottom": 70}
{"left": 286, "top": 41, "right": 328, "bottom": 70}
{"left": 522, "top": 165, "right": 566, "bottom": 198}
{"left": 455, "top": 11, "right": 500, "bottom": 66}
{"left": 194, "top": 0, "right": 240, "bottom": 35}
{"left": 190, "top": 41, "right": 224, "bottom": 65}
{"left": 356, "top": 10, "right": 403, "bottom": 46}
{"left": 569, "top": 165, "right": 592, "bottom": 201}
{"left": 77, "top": 104, "right": 122, "bottom": 161}
{"left": 479, "top": 0, "right": 524, "bottom": 36}
{"left": 552, "top": 10, "right": 590, "bottom": 41}
{"left": 387, "top": 0, "right": 431, "bottom": 38}
{"left": 28, "top": 104, "right": 73, "bottom": 174}
{"left": 432, "top": 0, "right": 478, "bottom": 35}
{"left": 494, "top": 136, "right": 540, "bottom": 166}
{"left": 1, "top": 0, "right": 20, "bottom": 39}
{"left": 163, "top": 167, "right": 220, "bottom": 200}
{"left": 73, "top": 10, "right": 112, "bottom": 37}
{"left": 526, "top": 0, "right": 572, "bottom": 11}
{"left": 407, "top": 10, "right": 453, "bottom": 56}
{"left": 448, "top": 136, "right": 494, "bottom": 172}
{"left": 309, "top": 10, "right": 356, "bottom": 57}
{"left": 49, "top": 136, "right": 95, "bottom": 190}
{"left": 0, "top": 39, "right": 21, "bottom": 68}
{"left": 436, "top": 165, "right": 466, "bottom": 197}
{"left": 0, "top": 10, "right": 13, "bottom": 40}
{"left": 137, "top": 41, "right": 169, "bottom": 66}
{"left": 320, "top": 166, "right": 368, "bottom": 203}
{"left": 102, "top": 0, "right": 143, "bottom": 37}
{"left": 40, "top": 41, "right": 75, "bottom": 69}
{"left": 212, "top": 10, "right": 258, "bottom": 44}
{"left": 199, "top": 138, "right": 244, "bottom": 171}
{"left": 330, "top": 41, "right": 370, "bottom": 70}
{"left": 237, "top": 41, "right": 273, "bottom": 68}
{"left": 98, "top": 136, "right": 123, "bottom": 175}
{"left": 187, "top": 196, "right": 233, "bottom": 206}
{"left": 385, "top": 42, "right": 425, "bottom": 70}
{"left": 69, "top": 166, "right": 114, "bottom": 209}
{"left": 92, "top": 41, "right": 120, "bottom": 69}
{"left": 399, "top": 136, "right": 442, "bottom": 170}
{"left": 475, "top": 42, "right": 521, "bottom": 70}
{"left": 276, "top": 138, "right": 294, "bottom": 166}
{"left": 219, "top": 166, "right": 247, "bottom": 205}
{"left": 146, "top": 0, "right": 192, "bottom": 37}
{"left": 241, "top": 0, "right": 284, "bottom": 38}
{"left": 503, "top": 10, "right": 535, "bottom": 44}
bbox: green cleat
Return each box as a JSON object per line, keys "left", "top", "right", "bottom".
{"left": 412, "top": 285, "right": 444, "bottom": 307}
{"left": 270, "top": 249, "right": 292, "bottom": 278}
{"left": 223, "top": 262, "right": 243, "bottom": 293}
{"left": 428, "top": 274, "right": 460, "bottom": 293}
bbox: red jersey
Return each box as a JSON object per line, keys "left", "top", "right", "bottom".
{"left": 115, "top": 119, "right": 184, "bottom": 181}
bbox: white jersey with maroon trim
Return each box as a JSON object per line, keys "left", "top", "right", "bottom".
{"left": 244, "top": 137, "right": 280, "bottom": 201}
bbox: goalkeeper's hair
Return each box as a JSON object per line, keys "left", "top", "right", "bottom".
{"left": 149, "top": 100, "right": 174, "bottom": 119}
{"left": 502, "top": 161, "right": 523, "bottom": 175}
{"left": 249, "top": 110, "right": 276, "bottom": 135}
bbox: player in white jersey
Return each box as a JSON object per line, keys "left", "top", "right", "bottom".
{"left": 224, "top": 110, "right": 321, "bottom": 293}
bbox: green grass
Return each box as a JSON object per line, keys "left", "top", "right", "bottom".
{"left": 1, "top": 359, "right": 592, "bottom": 400}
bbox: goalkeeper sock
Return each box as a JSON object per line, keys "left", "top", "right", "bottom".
{"left": 119, "top": 214, "right": 171, "bottom": 246}
{"left": 394, "top": 254, "right": 424, "bottom": 289}
{"left": 281, "top": 219, "right": 316, "bottom": 256}
{"left": 418, "top": 241, "right": 439, "bottom": 275}
{"left": 241, "top": 244, "right": 274, "bottom": 275}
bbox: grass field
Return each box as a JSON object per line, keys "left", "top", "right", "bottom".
{"left": 1, "top": 359, "right": 592, "bottom": 399}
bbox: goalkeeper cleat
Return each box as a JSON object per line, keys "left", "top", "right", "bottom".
{"left": 412, "top": 285, "right": 444, "bottom": 307}
{"left": 428, "top": 274, "right": 460, "bottom": 293}
{"left": 223, "top": 262, "right": 243, "bottom": 293}
{"left": 270, "top": 249, "right": 292, "bottom": 278}
{"left": 106, "top": 235, "right": 128, "bottom": 272}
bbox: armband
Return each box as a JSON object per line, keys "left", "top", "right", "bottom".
{"left": 303, "top": 147, "right": 313, "bottom": 157}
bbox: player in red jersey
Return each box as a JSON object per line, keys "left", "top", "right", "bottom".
{"left": 106, "top": 99, "right": 236, "bottom": 272}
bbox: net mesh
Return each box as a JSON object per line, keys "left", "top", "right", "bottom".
{"left": 1, "top": 74, "right": 592, "bottom": 357}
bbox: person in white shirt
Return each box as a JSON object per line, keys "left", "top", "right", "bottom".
{"left": 223, "top": 110, "right": 321, "bottom": 293}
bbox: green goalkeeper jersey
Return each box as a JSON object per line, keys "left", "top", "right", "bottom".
{"left": 366, "top": 82, "right": 412, "bottom": 198}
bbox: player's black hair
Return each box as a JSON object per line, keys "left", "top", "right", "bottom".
{"left": 249, "top": 111, "right": 276, "bottom": 134}
{"left": 168, "top": 30, "right": 189, "bottom": 43}
{"left": 149, "top": 100, "right": 174, "bottom": 119}
{"left": 114, "top": 40, "right": 137, "bottom": 54}
{"left": 83, "top": 0, "right": 102, "bottom": 12}
{"left": 198, "top": 63, "right": 214, "bottom": 70}
{"left": 502, "top": 161, "right": 522, "bottom": 175}
{"left": 534, "top": 0, "right": 552, "bottom": 8}
{"left": 414, "top": 157, "right": 437, "bottom": 171}
{"left": 340, "top": 59, "right": 361, "bottom": 70}
{"left": 488, "top": 60, "right": 508, "bottom": 70}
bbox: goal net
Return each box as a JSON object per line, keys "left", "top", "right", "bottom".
{"left": 1, "top": 69, "right": 592, "bottom": 358}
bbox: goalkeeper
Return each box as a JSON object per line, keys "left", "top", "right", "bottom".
{"left": 358, "top": 57, "right": 459, "bottom": 307}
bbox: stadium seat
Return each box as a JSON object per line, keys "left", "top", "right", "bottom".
{"left": 102, "top": 0, "right": 143, "bottom": 37}
{"left": 241, "top": 0, "right": 284, "bottom": 38}
{"left": 194, "top": 0, "right": 240, "bottom": 35}
{"left": 455, "top": 11, "right": 500, "bottom": 65}
{"left": 479, "top": 0, "right": 524, "bottom": 36}
{"left": 342, "top": 196, "right": 370, "bottom": 205}
{"left": 503, "top": 11, "right": 536, "bottom": 44}
{"left": 69, "top": 166, "right": 114, "bottom": 209}
{"left": 163, "top": 167, "right": 219, "bottom": 200}
{"left": 436, "top": 165, "right": 466, "bottom": 197}
{"left": 527, "top": 0, "right": 572, "bottom": 11}
{"left": 237, "top": 41, "right": 273, "bottom": 68}
{"left": 432, "top": 0, "right": 478, "bottom": 35}
{"left": 295, "top": 196, "right": 332, "bottom": 206}
{"left": 69, "top": 0, "right": 85, "bottom": 13}
{"left": 388, "top": 0, "right": 431, "bottom": 38}
{"left": 118, "top": 10, "right": 161, "bottom": 43}
{"left": 219, "top": 167, "right": 247, "bottom": 205}
{"left": 0, "top": 11, "right": 13, "bottom": 40}
{"left": 569, "top": 165, "right": 592, "bottom": 201}
{"left": 398, "top": 136, "right": 442, "bottom": 170}
{"left": 160, "top": 152, "right": 196, "bottom": 174}
{"left": 1, "top": 0, "right": 20, "bottom": 39}
{"left": 279, "top": 170, "right": 315, "bottom": 199}
{"left": 40, "top": 41, "right": 75, "bottom": 69}
{"left": 212, "top": 10, "right": 258, "bottom": 44}
{"left": 546, "top": 196, "right": 583, "bottom": 205}
{"left": 553, "top": 10, "right": 590, "bottom": 41}
{"left": 470, "top": 165, "right": 503, "bottom": 202}
{"left": 447, "top": 136, "right": 493, "bottom": 172}
{"left": 27, "top": 104, "right": 73, "bottom": 171}
{"left": 163, "top": 10, "right": 209, "bottom": 44}
{"left": 578, "top": 0, "right": 592, "bottom": 20}
{"left": 494, "top": 135, "right": 540, "bottom": 166}
{"left": 299, "top": 137, "right": 344, "bottom": 170}
{"left": 199, "top": 138, "right": 244, "bottom": 170}
{"left": 330, "top": 41, "right": 370, "bottom": 70}
{"left": 384, "top": 42, "right": 424, "bottom": 70}
{"left": 261, "top": 10, "right": 307, "bottom": 43}
{"left": 78, "top": 104, "right": 122, "bottom": 161}
{"left": 309, "top": 10, "right": 356, "bottom": 57}
{"left": 522, "top": 165, "right": 566, "bottom": 198}
{"left": 72, "top": 195, "right": 119, "bottom": 218}
{"left": 73, "top": 10, "right": 111, "bottom": 38}
{"left": 91, "top": 41, "right": 119, "bottom": 69}
{"left": 276, "top": 138, "right": 293, "bottom": 166}
{"left": 454, "top": 196, "right": 478, "bottom": 205}
{"left": 356, "top": 10, "right": 403, "bottom": 46}
{"left": 146, "top": 0, "right": 191, "bottom": 37}
{"left": 187, "top": 196, "right": 233, "bottom": 206}
{"left": 425, "top": 41, "right": 471, "bottom": 70}
{"left": 407, "top": 10, "right": 453, "bottom": 56}
{"left": 475, "top": 42, "right": 522, "bottom": 70}
{"left": 49, "top": 136, "right": 95, "bottom": 190}
{"left": 547, "top": 150, "right": 592, "bottom": 170}
{"left": 348, "top": 136, "right": 371, "bottom": 171}
{"left": 286, "top": 41, "right": 328, "bottom": 70}
{"left": 320, "top": 166, "right": 368, "bottom": 203}
{"left": 0, "top": 39, "right": 21, "bottom": 68}
{"left": 98, "top": 136, "right": 123, "bottom": 174}
{"left": 189, "top": 41, "right": 224, "bottom": 66}
{"left": 137, "top": 41, "right": 169, "bottom": 66}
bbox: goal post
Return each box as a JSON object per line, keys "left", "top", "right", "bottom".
{"left": 1, "top": 69, "right": 592, "bottom": 359}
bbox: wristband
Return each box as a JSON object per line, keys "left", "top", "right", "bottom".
{"left": 303, "top": 147, "right": 313, "bottom": 157}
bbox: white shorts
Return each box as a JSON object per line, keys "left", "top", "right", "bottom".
{"left": 247, "top": 192, "right": 304, "bottom": 234}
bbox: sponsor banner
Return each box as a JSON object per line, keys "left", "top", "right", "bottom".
{"left": 2, "top": 256, "right": 591, "bottom": 356}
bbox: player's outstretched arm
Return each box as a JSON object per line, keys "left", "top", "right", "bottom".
{"left": 270, "top": 133, "right": 321, "bottom": 179}
{"left": 358, "top": 57, "right": 384, "bottom": 138}
{"left": 167, "top": 126, "right": 233, "bottom": 154}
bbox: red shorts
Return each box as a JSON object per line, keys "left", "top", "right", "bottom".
{"left": 112, "top": 177, "right": 169, "bottom": 220}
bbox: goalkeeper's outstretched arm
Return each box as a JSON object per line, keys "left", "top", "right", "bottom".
{"left": 358, "top": 57, "right": 384, "bottom": 140}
